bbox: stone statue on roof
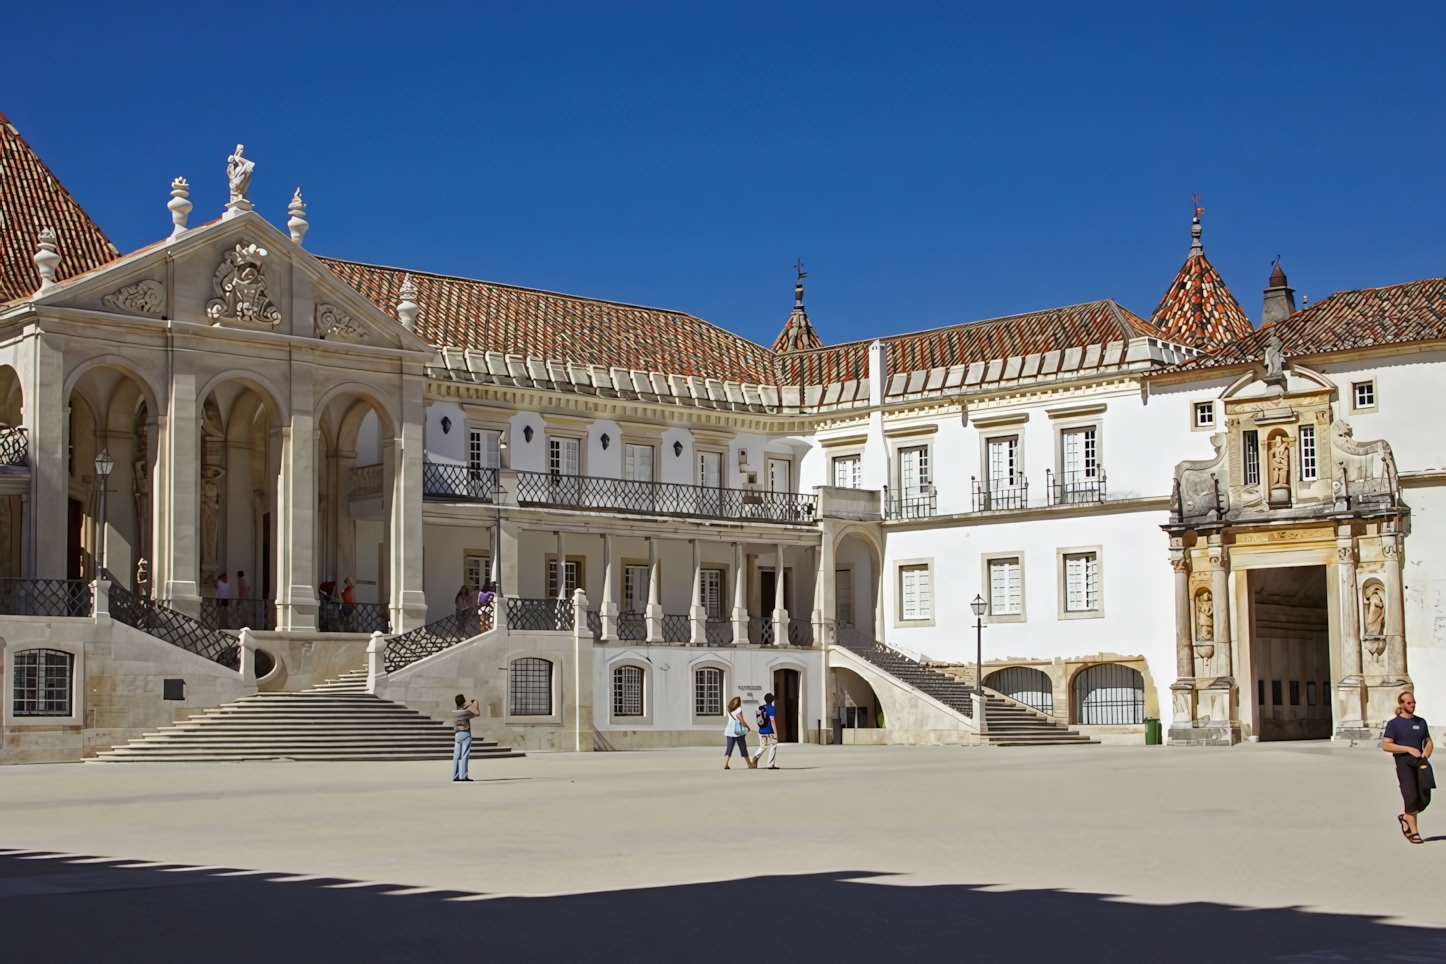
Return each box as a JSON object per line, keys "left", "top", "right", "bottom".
{"left": 227, "top": 144, "right": 254, "bottom": 203}
{"left": 1263, "top": 328, "right": 1285, "bottom": 383}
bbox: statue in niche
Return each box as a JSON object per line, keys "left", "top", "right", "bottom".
{"left": 1363, "top": 583, "right": 1386, "bottom": 638}
{"left": 200, "top": 466, "right": 225, "bottom": 568}
{"left": 1195, "top": 590, "right": 1213, "bottom": 642}
{"left": 227, "top": 144, "right": 254, "bottom": 202}
{"left": 1269, "top": 436, "right": 1290, "bottom": 488}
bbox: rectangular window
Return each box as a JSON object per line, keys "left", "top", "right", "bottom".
{"left": 1243, "top": 430, "right": 1260, "bottom": 486}
{"left": 12, "top": 649, "right": 73, "bottom": 717}
{"left": 468, "top": 429, "right": 500, "bottom": 473}
{"left": 832, "top": 455, "right": 862, "bottom": 489}
{"left": 1299, "top": 425, "right": 1317, "bottom": 481}
{"left": 835, "top": 568, "right": 853, "bottom": 626}
{"left": 989, "top": 558, "right": 1022, "bottom": 616}
{"left": 624, "top": 565, "right": 650, "bottom": 613}
{"left": 699, "top": 569, "right": 724, "bottom": 619}
{"left": 510, "top": 657, "right": 553, "bottom": 716}
{"left": 987, "top": 436, "right": 1020, "bottom": 488}
{"left": 767, "top": 458, "right": 791, "bottom": 493}
{"left": 1271, "top": 679, "right": 1283, "bottom": 706}
{"left": 694, "top": 667, "right": 723, "bottom": 716}
{"left": 698, "top": 451, "right": 722, "bottom": 488}
{"left": 548, "top": 437, "right": 579, "bottom": 476}
{"left": 613, "top": 665, "right": 644, "bottom": 717}
{"left": 1307, "top": 681, "right": 1318, "bottom": 706}
{"left": 899, "top": 446, "right": 929, "bottom": 496}
{"left": 1061, "top": 427, "right": 1098, "bottom": 480}
{"left": 625, "top": 444, "right": 654, "bottom": 482}
{"left": 900, "top": 565, "right": 932, "bottom": 620}
{"left": 464, "top": 554, "right": 491, "bottom": 592}
{"left": 1064, "top": 552, "right": 1099, "bottom": 612}
{"left": 1258, "top": 678, "right": 1265, "bottom": 706}
{"left": 1289, "top": 680, "right": 1300, "bottom": 706}
{"left": 1194, "top": 402, "right": 1215, "bottom": 428}
{"left": 547, "top": 559, "right": 580, "bottom": 598}
{"left": 1353, "top": 381, "right": 1375, "bottom": 410}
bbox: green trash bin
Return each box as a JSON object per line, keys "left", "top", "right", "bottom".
{"left": 1145, "top": 718, "right": 1162, "bottom": 746}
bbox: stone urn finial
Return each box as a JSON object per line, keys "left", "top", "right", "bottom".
{"left": 397, "top": 273, "right": 419, "bottom": 330}
{"left": 33, "top": 228, "right": 60, "bottom": 293}
{"left": 168, "top": 177, "right": 192, "bottom": 237}
{"left": 287, "top": 188, "right": 308, "bottom": 246}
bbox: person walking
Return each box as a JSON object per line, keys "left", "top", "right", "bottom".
{"left": 452, "top": 693, "right": 480, "bottom": 782}
{"left": 752, "top": 693, "right": 779, "bottom": 769}
{"left": 1382, "top": 690, "right": 1433, "bottom": 844}
{"left": 723, "top": 696, "right": 756, "bottom": 769}
{"left": 213, "top": 572, "right": 232, "bottom": 629}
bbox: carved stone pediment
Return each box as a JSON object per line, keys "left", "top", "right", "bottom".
{"left": 206, "top": 242, "right": 281, "bottom": 326}
{"left": 315, "top": 304, "right": 367, "bottom": 342}
{"left": 102, "top": 279, "right": 165, "bottom": 316}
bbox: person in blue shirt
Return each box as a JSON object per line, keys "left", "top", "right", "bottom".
{"left": 1382, "top": 691, "right": 1433, "bottom": 844}
{"left": 752, "top": 693, "right": 780, "bottom": 770}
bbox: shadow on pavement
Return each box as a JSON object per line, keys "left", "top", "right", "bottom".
{"left": 0, "top": 855, "right": 1442, "bottom": 962}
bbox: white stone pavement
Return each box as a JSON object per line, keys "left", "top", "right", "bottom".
{"left": 0, "top": 742, "right": 1440, "bottom": 925}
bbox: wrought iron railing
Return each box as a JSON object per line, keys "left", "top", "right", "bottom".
{"left": 836, "top": 623, "right": 973, "bottom": 719}
{"left": 971, "top": 477, "right": 1029, "bottom": 512}
{"left": 199, "top": 597, "right": 274, "bottom": 631}
{"left": 507, "top": 597, "right": 574, "bottom": 631}
{"left": 320, "top": 599, "right": 391, "bottom": 634}
{"left": 513, "top": 471, "right": 817, "bottom": 525}
{"left": 0, "top": 426, "right": 29, "bottom": 468}
{"left": 1046, "top": 469, "right": 1106, "bottom": 506}
{"left": 384, "top": 602, "right": 493, "bottom": 673}
{"left": 586, "top": 610, "right": 603, "bottom": 637}
{"left": 660, "top": 613, "right": 690, "bottom": 643}
{"left": 103, "top": 571, "right": 239, "bottom": 670}
{"left": 749, "top": 616, "right": 774, "bottom": 646}
{"left": 0, "top": 578, "right": 90, "bottom": 617}
{"left": 705, "top": 618, "right": 733, "bottom": 645}
{"left": 617, "top": 612, "right": 646, "bottom": 641}
{"left": 885, "top": 485, "right": 937, "bottom": 520}
{"left": 349, "top": 462, "right": 383, "bottom": 499}
{"left": 788, "top": 618, "right": 813, "bottom": 646}
{"left": 422, "top": 461, "right": 498, "bottom": 503}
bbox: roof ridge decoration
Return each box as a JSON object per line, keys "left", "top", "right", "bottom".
{"left": 772, "top": 261, "right": 824, "bottom": 353}
{"left": 0, "top": 110, "right": 119, "bottom": 303}
{"left": 1148, "top": 201, "right": 1253, "bottom": 351}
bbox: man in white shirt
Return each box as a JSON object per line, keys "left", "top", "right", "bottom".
{"left": 214, "top": 572, "right": 232, "bottom": 629}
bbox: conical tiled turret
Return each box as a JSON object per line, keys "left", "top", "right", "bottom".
{"left": 772, "top": 267, "right": 823, "bottom": 353}
{"left": 1149, "top": 211, "right": 1253, "bottom": 350}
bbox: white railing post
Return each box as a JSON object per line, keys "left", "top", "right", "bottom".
{"left": 92, "top": 577, "right": 111, "bottom": 625}
{"left": 573, "top": 587, "right": 590, "bottom": 753}
{"left": 239, "top": 627, "right": 258, "bottom": 692}
{"left": 367, "top": 630, "right": 388, "bottom": 693}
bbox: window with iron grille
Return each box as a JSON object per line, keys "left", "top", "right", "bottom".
{"left": 1299, "top": 425, "right": 1317, "bottom": 481}
{"left": 1064, "top": 552, "right": 1099, "bottom": 612}
{"left": 832, "top": 455, "right": 862, "bottom": 488}
{"left": 1242, "top": 430, "right": 1260, "bottom": 485}
{"left": 900, "top": 565, "right": 931, "bottom": 620}
{"left": 989, "top": 558, "right": 1022, "bottom": 615}
{"left": 13, "top": 648, "right": 73, "bottom": 716}
{"left": 509, "top": 658, "right": 553, "bottom": 716}
{"left": 1353, "top": 381, "right": 1375, "bottom": 410}
{"left": 1193, "top": 402, "right": 1215, "bottom": 428}
{"left": 613, "top": 665, "right": 644, "bottom": 717}
{"left": 694, "top": 667, "right": 723, "bottom": 716}
{"left": 1072, "top": 662, "right": 1144, "bottom": 725}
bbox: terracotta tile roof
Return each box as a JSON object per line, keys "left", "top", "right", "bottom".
{"left": 772, "top": 306, "right": 823, "bottom": 353}
{"left": 320, "top": 258, "right": 777, "bottom": 383}
{"left": 1148, "top": 217, "right": 1253, "bottom": 349}
{"left": 1171, "top": 276, "right": 1446, "bottom": 371}
{"left": 0, "top": 111, "right": 119, "bottom": 304}
{"left": 772, "top": 299, "right": 1156, "bottom": 385}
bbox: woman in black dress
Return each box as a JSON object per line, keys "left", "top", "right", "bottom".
{"left": 1382, "top": 691, "right": 1433, "bottom": 844}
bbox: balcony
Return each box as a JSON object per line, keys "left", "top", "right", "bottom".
{"left": 0, "top": 426, "right": 28, "bottom": 469}
{"left": 884, "top": 485, "right": 936, "bottom": 520}
{"left": 422, "top": 462, "right": 499, "bottom": 503}
{"left": 1046, "top": 469, "right": 1107, "bottom": 506}
{"left": 512, "top": 471, "right": 817, "bottom": 525}
{"left": 348, "top": 462, "right": 382, "bottom": 500}
{"left": 971, "top": 478, "right": 1029, "bottom": 512}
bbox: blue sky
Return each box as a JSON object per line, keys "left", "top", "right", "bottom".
{"left": 6, "top": 2, "right": 1444, "bottom": 348}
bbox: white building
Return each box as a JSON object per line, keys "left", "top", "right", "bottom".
{"left": 0, "top": 115, "right": 1439, "bottom": 763}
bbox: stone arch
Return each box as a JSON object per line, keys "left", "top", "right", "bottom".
{"left": 1070, "top": 662, "right": 1145, "bottom": 725}
{"left": 984, "top": 665, "right": 1054, "bottom": 715}
{"left": 195, "top": 369, "right": 289, "bottom": 425}
{"left": 832, "top": 664, "right": 881, "bottom": 730}
{"left": 63, "top": 355, "right": 163, "bottom": 420}
{"left": 832, "top": 523, "right": 882, "bottom": 641}
{"left": 606, "top": 652, "right": 653, "bottom": 725}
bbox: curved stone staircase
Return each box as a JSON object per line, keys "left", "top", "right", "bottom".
{"left": 93, "top": 671, "right": 524, "bottom": 763}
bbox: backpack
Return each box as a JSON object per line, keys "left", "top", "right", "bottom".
{"left": 756, "top": 704, "right": 770, "bottom": 729}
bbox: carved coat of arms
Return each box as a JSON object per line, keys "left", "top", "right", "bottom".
{"left": 206, "top": 242, "right": 281, "bottom": 326}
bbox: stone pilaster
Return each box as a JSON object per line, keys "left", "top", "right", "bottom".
{"left": 1334, "top": 525, "right": 1368, "bottom": 738}
{"left": 731, "top": 542, "right": 748, "bottom": 646}
{"left": 645, "top": 537, "right": 663, "bottom": 643}
{"left": 599, "top": 533, "right": 618, "bottom": 642}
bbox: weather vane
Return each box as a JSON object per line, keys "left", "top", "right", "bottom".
{"left": 794, "top": 258, "right": 807, "bottom": 281}
{"left": 1192, "top": 193, "right": 1204, "bottom": 218}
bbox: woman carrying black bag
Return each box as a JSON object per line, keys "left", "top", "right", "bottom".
{"left": 1382, "top": 691, "right": 1434, "bottom": 844}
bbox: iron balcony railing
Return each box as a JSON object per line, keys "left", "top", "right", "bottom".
{"left": 748, "top": 616, "right": 774, "bottom": 646}
{"left": 0, "top": 578, "right": 90, "bottom": 617}
{"left": 788, "top": 618, "right": 813, "bottom": 646}
{"left": 320, "top": 599, "right": 391, "bottom": 634}
{"left": 705, "top": 618, "right": 733, "bottom": 645}
{"left": 0, "top": 426, "right": 29, "bottom": 468}
{"left": 617, "top": 612, "right": 646, "bottom": 641}
{"left": 506, "top": 597, "right": 574, "bottom": 632}
{"left": 103, "top": 570, "right": 239, "bottom": 670}
{"left": 349, "top": 462, "right": 383, "bottom": 499}
{"left": 385, "top": 602, "right": 493, "bottom": 673}
{"left": 422, "top": 461, "right": 499, "bottom": 503}
{"left": 971, "top": 477, "right": 1029, "bottom": 512}
{"left": 513, "top": 471, "right": 817, "bottom": 525}
{"left": 1046, "top": 469, "right": 1107, "bottom": 506}
{"left": 199, "top": 597, "right": 274, "bottom": 632}
{"left": 884, "top": 485, "right": 937, "bottom": 520}
{"left": 659, "top": 613, "right": 690, "bottom": 643}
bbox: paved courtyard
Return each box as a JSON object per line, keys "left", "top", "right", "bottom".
{"left": 1, "top": 742, "right": 1443, "bottom": 961}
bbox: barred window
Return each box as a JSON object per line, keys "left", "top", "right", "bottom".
{"left": 694, "top": 668, "right": 723, "bottom": 716}
{"left": 1243, "top": 430, "right": 1260, "bottom": 486}
{"left": 613, "top": 665, "right": 644, "bottom": 717}
{"left": 509, "top": 657, "right": 552, "bottom": 716}
{"left": 13, "top": 648, "right": 73, "bottom": 717}
{"left": 1299, "top": 425, "right": 1317, "bottom": 481}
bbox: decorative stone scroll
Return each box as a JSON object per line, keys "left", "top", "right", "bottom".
{"left": 206, "top": 242, "right": 281, "bottom": 326}
{"left": 102, "top": 279, "right": 165, "bottom": 316}
{"left": 315, "top": 304, "right": 366, "bottom": 341}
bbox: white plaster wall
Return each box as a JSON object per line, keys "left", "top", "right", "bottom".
{"left": 1314, "top": 350, "right": 1446, "bottom": 472}
{"left": 357, "top": 409, "right": 382, "bottom": 465}
{"left": 423, "top": 401, "right": 466, "bottom": 464}
{"left": 1403, "top": 483, "right": 1446, "bottom": 741}
{"left": 508, "top": 413, "right": 546, "bottom": 472}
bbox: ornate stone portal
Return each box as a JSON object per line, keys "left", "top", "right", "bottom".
{"left": 1164, "top": 360, "right": 1410, "bottom": 745}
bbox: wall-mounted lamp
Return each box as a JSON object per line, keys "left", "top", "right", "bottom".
{"left": 737, "top": 448, "right": 748, "bottom": 467}
{"left": 523, "top": 425, "right": 534, "bottom": 444}
{"left": 673, "top": 440, "right": 684, "bottom": 458}
{"left": 600, "top": 433, "right": 610, "bottom": 450}
{"left": 440, "top": 416, "right": 452, "bottom": 434}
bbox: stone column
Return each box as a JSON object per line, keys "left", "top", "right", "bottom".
{"left": 159, "top": 357, "right": 200, "bottom": 615}
{"left": 813, "top": 528, "right": 835, "bottom": 650}
{"left": 689, "top": 538, "right": 706, "bottom": 645}
{"left": 645, "top": 537, "right": 663, "bottom": 643}
{"left": 1207, "top": 535, "right": 1231, "bottom": 679}
{"left": 390, "top": 376, "right": 428, "bottom": 631}
{"left": 731, "top": 541, "right": 748, "bottom": 645}
{"left": 276, "top": 361, "right": 319, "bottom": 631}
{"left": 1335, "top": 525, "right": 1366, "bottom": 732}
{"left": 1167, "top": 542, "right": 1197, "bottom": 737}
{"left": 555, "top": 530, "right": 566, "bottom": 600}
{"left": 600, "top": 533, "right": 618, "bottom": 642}
{"left": 772, "top": 543, "right": 788, "bottom": 646}
{"left": 499, "top": 520, "right": 521, "bottom": 597}
{"left": 572, "top": 587, "right": 591, "bottom": 751}
{"left": 24, "top": 334, "right": 66, "bottom": 579}
{"left": 1382, "top": 535, "right": 1407, "bottom": 678}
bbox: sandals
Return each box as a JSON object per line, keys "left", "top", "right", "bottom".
{"left": 1400, "top": 814, "right": 1423, "bottom": 844}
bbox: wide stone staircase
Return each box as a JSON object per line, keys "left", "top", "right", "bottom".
{"left": 93, "top": 671, "right": 524, "bottom": 763}
{"left": 977, "top": 692, "right": 1098, "bottom": 747}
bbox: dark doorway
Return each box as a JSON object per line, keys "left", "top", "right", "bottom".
{"left": 759, "top": 567, "right": 793, "bottom": 613}
{"left": 262, "top": 511, "right": 273, "bottom": 601}
{"left": 1249, "top": 565, "right": 1331, "bottom": 741}
{"left": 773, "top": 668, "right": 800, "bottom": 743}
{"left": 67, "top": 497, "right": 84, "bottom": 580}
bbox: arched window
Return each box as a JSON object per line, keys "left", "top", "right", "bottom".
{"left": 694, "top": 668, "right": 723, "bottom": 716}
{"left": 984, "top": 666, "right": 1053, "bottom": 715}
{"left": 13, "top": 649, "right": 74, "bottom": 717}
{"left": 509, "top": 657, "right": 553, "bottom": 716}
{"left": 1073, "top": 663, "right": 1144, "bottom": 725}
{"left": 613, "top": 665, "right": 644, "bottom": 717}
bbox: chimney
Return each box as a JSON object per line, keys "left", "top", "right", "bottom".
{"left": 1262, "top": 258, "right": 1296, "bottom": 326}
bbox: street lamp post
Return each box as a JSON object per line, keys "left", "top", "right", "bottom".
{"left": 94, "top": 449, "right": 115, "bottom": 581}
{"left": 970, "top": 593, "right": 987, "bottom": 735}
